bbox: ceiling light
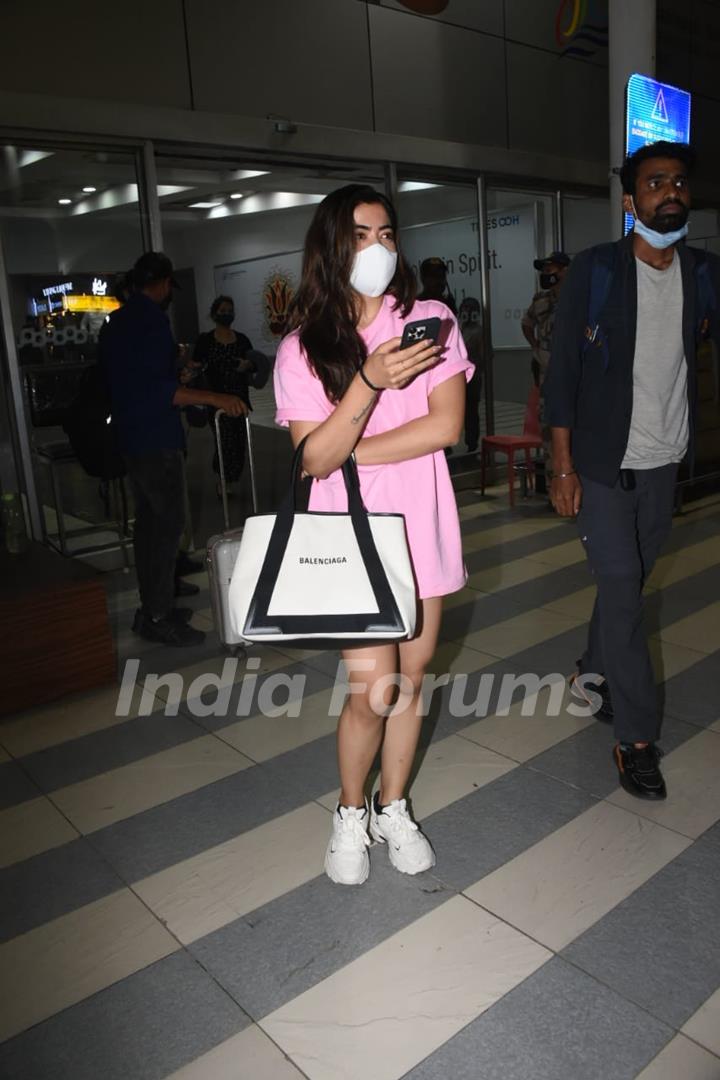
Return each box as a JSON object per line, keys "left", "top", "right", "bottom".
{"left": 209, "top": 191, "right": 324, "bottom": 219}
{"left": 189, "top": 200, "right": 223, "bottom": 209}
{"left": 398, "top": 181, "right": 439, "bottom": 192}
{"left": 158, "top": 185, "right": 193, "bottom": 197}
{"left": 58, "top": 198, "right": 72, "bottom": 205}
{"left": 230, "top": 193, "right": 245, "bottom": 200}
{"left": 82, "top": 186, "right": 97, "bottom": 193}
{"left": 232, "top": 169, "right": 270, "bottom": 180}
{"left": 19, "top": 150, "right": 54, "bottom": 168}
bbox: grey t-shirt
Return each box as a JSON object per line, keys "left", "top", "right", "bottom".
{"left": 622, "top": 251, "right": 689, "bottom": 470}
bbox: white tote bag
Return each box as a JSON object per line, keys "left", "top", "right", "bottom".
{"left": 228, "top": 441, "right": 416, "bottom": 644}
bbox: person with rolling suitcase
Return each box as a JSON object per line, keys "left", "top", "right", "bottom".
{"left": 102, "top": 252, "right": 248, "bottom": 647}
{"left": 192, "top": 295, "right": 270, "bottom": 501}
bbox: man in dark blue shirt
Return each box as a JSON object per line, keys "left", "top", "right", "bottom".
{"left": 103, "top": 252, "right": 247, "bottom": 646}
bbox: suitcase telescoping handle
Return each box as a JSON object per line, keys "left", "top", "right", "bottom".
{"left": 214, "top": 409, "right": 258, "bottom": 531}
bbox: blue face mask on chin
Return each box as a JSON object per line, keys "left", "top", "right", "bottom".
{"left": 633, "top": 217, "right": 688, "bottom": 249}
{"left": 630, "top": 198, "right": 689, "bottom": 249}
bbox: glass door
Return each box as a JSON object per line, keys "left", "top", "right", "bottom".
{"left": 0, "top": 140, "right": 145, "bottom": 549}
{"left": 396, "top": 176, "right": 484, "bottom": 457}
{"left": 154, "top": 148, "right": 385, "bottom": 542}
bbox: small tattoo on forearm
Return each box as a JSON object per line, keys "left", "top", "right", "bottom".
{"left": 351, "top": 397, "right": 375, "bottom": 425}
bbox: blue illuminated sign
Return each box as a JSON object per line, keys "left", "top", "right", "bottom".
{"left": 624, "top": 73, "right": 691, "bottom": 234}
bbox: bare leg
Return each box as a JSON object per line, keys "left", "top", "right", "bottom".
{"left": 379, "top": 597, "right": 443, "bottom": 804}
{"left": 337, "top": 642, "right": 399, "bottom": 808}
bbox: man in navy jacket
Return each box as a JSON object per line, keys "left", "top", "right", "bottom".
{"left": 544, "top": 141, "right": 720, "bottom": 800}
{"left": 103, "top": 252, "right": 247, "bottom": 646}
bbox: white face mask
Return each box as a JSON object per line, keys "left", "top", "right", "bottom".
{"left": 349, "top": 242, "right": 398, "bottom": 298}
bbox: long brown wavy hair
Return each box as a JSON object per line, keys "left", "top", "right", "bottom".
{"left": 286, "top": 184, "right": 416, "bottom": 402}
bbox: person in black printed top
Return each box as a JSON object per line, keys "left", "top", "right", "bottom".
{"left": 192, "top": 295, "right": 268, "bottom": 495}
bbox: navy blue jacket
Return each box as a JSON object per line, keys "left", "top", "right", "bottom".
{"left": 100, "top": 292, "right": 184, "bottom": 456}
{"left": 544, "top": 233, "right": 720, "bottom": 486}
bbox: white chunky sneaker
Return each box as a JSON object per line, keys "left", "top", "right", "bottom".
{"left": 324, "top": 803, "right": 371, "bottom": 886}
{"left": 369, "top": 794, "right": 435, "bottom": 875}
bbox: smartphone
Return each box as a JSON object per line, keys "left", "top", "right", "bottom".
{"left": 399, "top": 317, "right": 441, "bottom": 350}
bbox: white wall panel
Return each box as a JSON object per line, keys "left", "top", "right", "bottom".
{"left": 506, "top": 43, "right": 608, "bottom": 160}
{"left": 692, "top": 2, "right": 720, "bottom": 100}
{"left": 370, "top": 5, "right": 507, "bottom": 145}
{"left": 1, "top": 220, "right": 59, "bottom": 276}
{"left": 563, "top": 195, "right": 610, "bottom": 254}
{"left": 691, "top": 95, "right": 720, "bottom": 175}
{"left": 0, "top": 0, "right": 191, "bottom": 108}
{"left": 657, "top": 0, "right": 692, "bottom": 91}
{"left": 504, "top": 0, "right": 568, "bottom": 54}
{"left": 186, "top": 0, "right": 374, "bottom": 131}
{"left": 378, "top": 0, "right": 503, "bottom": 37}
{"left": 504, "top": 0, "right": 607, "bottom": 65}
{"left": 163, "top": 204, "right": 317, "bottom": 346}
{"left": 54, "top": 219, "right": 145, "bottom": 276}
{"left": 689, "top": 208, "right": 720, "bottom": 241}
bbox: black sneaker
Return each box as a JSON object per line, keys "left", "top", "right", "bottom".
{"left": 175, "top": 552, "right": 203, "bottom": 577}
{"left": 175, "top": 578, "right": 200, "bottom": 597}
{"left": 131, "top": 607, "right": 193, "bottom": 633}
{"left": 614, "top": 743, "right": 667, "bottom": 800}
{"left": 138, "top": 615, "right": 206, "bottom": 647}
{"left": 570, "top": 662, "right": 614, "bottom": 722}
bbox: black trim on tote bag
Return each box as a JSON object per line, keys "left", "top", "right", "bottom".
{"left": 243, "top": 438, "right": 407, "bottom": 638}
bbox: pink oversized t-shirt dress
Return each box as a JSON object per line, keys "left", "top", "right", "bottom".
{"left": 273, "top": 296, "right": 473, "bottom": 599}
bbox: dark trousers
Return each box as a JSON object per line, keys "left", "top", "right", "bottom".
{"left": 126, "top": 449, "right": 186, "bottom": 619}
{"left": 577, "top": 464, "right": 678, "bottom": 744}
{"left": 212, "top": 412, "right": 246, "bottom": 484}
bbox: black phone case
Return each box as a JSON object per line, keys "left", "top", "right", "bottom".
{"left": 399, "top": 317, "right": 441, "bottom": 349}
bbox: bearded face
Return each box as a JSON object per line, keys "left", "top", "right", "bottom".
{"left": 624, "top": 156, "right": 691, "bottom": 234}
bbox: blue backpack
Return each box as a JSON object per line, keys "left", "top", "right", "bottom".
{"left": 583, "top": 243, "right": 716, "bottom": 370}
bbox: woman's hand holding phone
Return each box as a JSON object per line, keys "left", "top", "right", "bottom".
{"left": 363, "top": 336, "right": 440, "bottom": 391}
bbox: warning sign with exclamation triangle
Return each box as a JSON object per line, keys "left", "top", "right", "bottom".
{"left": 652, "top": 88, "right": 669, "bottom": 123}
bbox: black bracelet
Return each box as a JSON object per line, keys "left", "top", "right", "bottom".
{"left": 358, "top": 365, "right": 382, "bottom": 393}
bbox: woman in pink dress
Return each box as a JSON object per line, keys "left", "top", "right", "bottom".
{"left": 274, "top": 185, "right": 472, "bottom": 886}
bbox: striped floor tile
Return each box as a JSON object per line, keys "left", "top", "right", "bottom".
{"left": 1, "top": 494, "right": 720, "bottom": 1080}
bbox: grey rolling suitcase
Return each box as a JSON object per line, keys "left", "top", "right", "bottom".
{"left": 206, "top": 410, "right": 258, "bottom": 653}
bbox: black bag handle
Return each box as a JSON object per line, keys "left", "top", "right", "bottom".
{"left": 244, "top": 436, "right": 404, "bottom": 637}
{"left": 281, "top": 436, "right": 365, "bottom": 517}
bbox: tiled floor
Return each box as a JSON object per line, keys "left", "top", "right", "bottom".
{"left": 2, "top": 489, "right": 720, "bottom": 1079}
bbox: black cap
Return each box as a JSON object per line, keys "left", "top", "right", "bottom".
{"left": 131, "top": 251, "right": 180, "bottom": 289}
{"left": 420, "top": 256, "right": 447, "bottom": 274}
{"left": 533, "top": 251, "right": 571, "bottom": 271}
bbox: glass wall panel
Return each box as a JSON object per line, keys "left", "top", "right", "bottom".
{"left": 154, "top": 150, "right": 385, "bottom": 543}
{"left": 685, "top": 207, "right": 720, "bottom": 479}
{"left": 562, "top": 193, "right": 610, "bottom": 254}
{"left": 484, "top": 186, "right": 551, "bottom": 435}
{"left": 0, "top": 142, "right": 144, "bottom": 552}
{"left": 396, "top": 178, "right": 483, "bottom": 458}
{"left": 0, "top": 310, "right": 22, "bottom": 496}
